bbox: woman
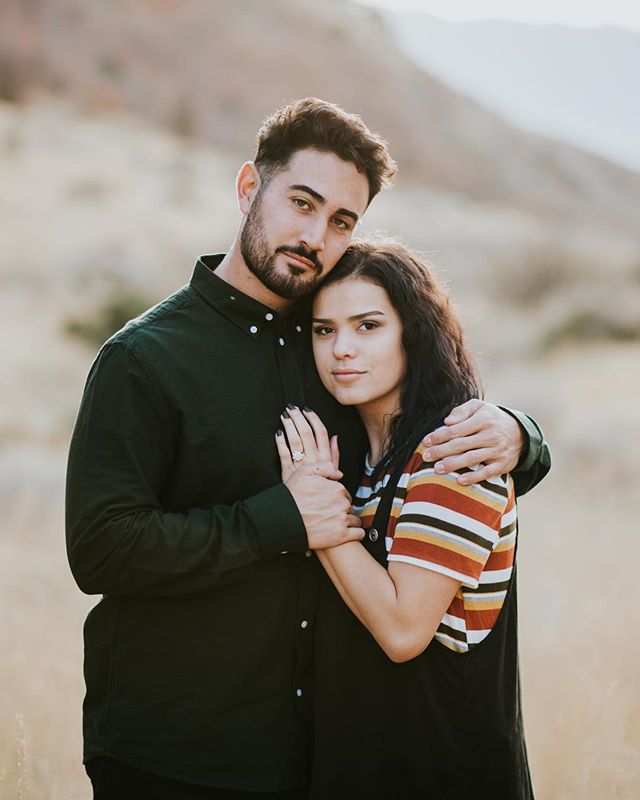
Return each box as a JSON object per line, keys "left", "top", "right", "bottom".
{"left": 275, "top": 241, "right": 533, "bottom": 799}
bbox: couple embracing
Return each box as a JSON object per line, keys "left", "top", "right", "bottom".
{"left": 67, "top": 98, "right": 550, "bottom": 799}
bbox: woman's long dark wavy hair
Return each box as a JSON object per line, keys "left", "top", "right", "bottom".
{"left": 320, "top": 240, "right": 483, "bottom": 476}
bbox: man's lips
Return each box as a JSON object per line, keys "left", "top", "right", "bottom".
{"left": 280, "top": 251, "right": 317, "bottom": 271}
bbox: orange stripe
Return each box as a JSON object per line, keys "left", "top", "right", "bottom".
{"left": 483, "top": 548, "right": 515, "bottom": 570}
{"left": 391, "top": 539, "right": 483, "bottom": 583}
{"left": 405, "top": 482, "right": 504, "bottom": 528}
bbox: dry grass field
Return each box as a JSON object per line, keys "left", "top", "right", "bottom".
{"left": 1, "top": 99, "right": 639, "bottom": 799}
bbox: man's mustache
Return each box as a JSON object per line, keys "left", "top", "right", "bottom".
{"left": 275, "top": 245, "right": 323, "bottom": 274}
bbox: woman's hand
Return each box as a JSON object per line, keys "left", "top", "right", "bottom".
{"left": 275, "top": 405, "right": 340, "bottom": 483}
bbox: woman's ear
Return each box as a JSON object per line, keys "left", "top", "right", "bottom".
{"left": 236, "top": 161, "right": 262, "bottom": 215}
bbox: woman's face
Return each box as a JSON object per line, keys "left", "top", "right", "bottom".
{"left": 312, "top": 277, "right": 406, "bottom": 416}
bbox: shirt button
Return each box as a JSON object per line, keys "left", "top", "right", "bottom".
{"left": 250, "top": 325, "right": 258, "bottom": 334}
{"left": 265, "top": 313, "right": 274, "bottom": 321}
{"left": 304, "top": 549, "right": 312, "bottom": 558}
{"left": 296, "top": 688, "right": 303, "bottom": 698}
{"left": 300, "top": 620, "right": 309, "bottom": 629}
{"left": 296, "top": 325, "right": 302, "bottom": 333}
{"left": 278, "top": 337, "right": 285, "bottom": 346}
{"left": 280, "top": 550, "right": 288, "bottom": 555}
{"left": 230, "top": 295, "right": 236, "bottom": 301}
{"left": 368, "top": 528, "right": 379, "bottom": 542}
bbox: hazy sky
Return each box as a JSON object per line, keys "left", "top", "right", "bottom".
{"left": 356, "top": 0, "right": 640, "bottom": 32}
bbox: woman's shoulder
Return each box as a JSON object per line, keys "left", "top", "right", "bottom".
{"left": 402, "top": 440, "right": 513, "bottom": 514}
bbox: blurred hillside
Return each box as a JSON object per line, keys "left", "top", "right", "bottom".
{"left": 2, "top": 0, "right": 640, "bottom": 232}
{"left": 1, "top": 1, "right": 640, "bottom": 798}
{"left": 385, "top": 12, "right": 640, "bottom": 171}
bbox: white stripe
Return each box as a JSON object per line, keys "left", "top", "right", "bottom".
{"left": 501, "top": 505, "right": 517, "bottom": 526}
{"left": 434, "top": 631, "right": 468, "bottom": 652}
{"left": 479, "top": 567, "right": 513, "bottom": 583}
{"left": 467, "top": 628, "right": 492, "bottom": 644}
{"left": 441, "top": 612, "right": 466, "bottom": 632}
{"left": 385, "top": 536, "right": 393, "bottom": 552}
{"left": 387, "top": 554, "right": 479, "bottom": 589}
{"left": 400, "top": 500, "right": 500, "bottom": 544}
{"left": 464, "top": 591, "right": 506, "bottom": 603}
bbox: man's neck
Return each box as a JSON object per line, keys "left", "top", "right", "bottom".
{"left": 214, "top": 242, "right": 295, "bottom": 314}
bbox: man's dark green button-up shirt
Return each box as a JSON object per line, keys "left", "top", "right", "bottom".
{"left": 66, "top": 255, "right": 550, "bottom": 791}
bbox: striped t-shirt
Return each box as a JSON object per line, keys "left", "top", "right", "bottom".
{"left": 354, "top": 441, "right": 517, "bottom": 653}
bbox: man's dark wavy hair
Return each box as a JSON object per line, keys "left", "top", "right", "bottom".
{"left": 254, "top": 98, "right": 396, "bottom": 204}
{"left": 320, "top": 240, "right": 483, "bottom": 475}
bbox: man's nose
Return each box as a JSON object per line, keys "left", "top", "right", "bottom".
{"left": 300, "top": 216, "right": 327, "bottom": 253}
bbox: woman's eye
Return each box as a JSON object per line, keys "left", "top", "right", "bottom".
{"left": 313, "top": 326, "right": 334, "bottom": 336}
{"left": 359, "top": 321, "right": 379, "bottom": 331}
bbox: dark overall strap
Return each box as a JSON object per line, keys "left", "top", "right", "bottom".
{"left": 364, "top": 441, "right": 423, "bottom": 566}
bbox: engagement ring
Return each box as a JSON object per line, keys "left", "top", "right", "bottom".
{"left": 292, "top": 450, "right": 305, "bottom": 463}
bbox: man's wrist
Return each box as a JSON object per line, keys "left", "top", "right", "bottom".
{"left": 499, "top": 406, "right": 535, "bottom": 473}
{"left": 244, "top": 482, "right": 308, "bottom": 557}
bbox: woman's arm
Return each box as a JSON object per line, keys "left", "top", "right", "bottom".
{"left": 317, "top": 543, "right": 459, "bottom": 663}
{"left": 275, "top": 406, "right": 508, "bottom": 663}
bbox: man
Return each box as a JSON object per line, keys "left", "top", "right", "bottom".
{"left": 66, "top": 98, "right": 550, "bottom": 799}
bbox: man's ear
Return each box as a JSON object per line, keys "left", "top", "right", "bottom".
{"left": 237, "top": 161, "right": 262, "bottom": 215}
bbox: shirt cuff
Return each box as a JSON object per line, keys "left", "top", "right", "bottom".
{"left": 244, "top": 482, "right": 308, "bottom": 558}
{"left": 499, "top": 406, "right": 541, "bottom": 474}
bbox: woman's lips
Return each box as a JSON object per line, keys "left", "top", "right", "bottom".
{"left": 332, "top": 370, "right": 366, "bottom": 383}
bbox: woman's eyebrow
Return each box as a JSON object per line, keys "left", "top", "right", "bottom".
{"left": 312, "top": 310, "right": 385, "bottom": 323}
{"left": 349, "top": 310, "right": 384, "bottom": 321}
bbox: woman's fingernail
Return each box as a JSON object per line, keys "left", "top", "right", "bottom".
{"left": 276, "top": 429, "right": 283, "bottom": 437}
{"left": 303, "top": 406, "right": 312, "bottom": 413}
{"left": 282, "top": 409, "right": 290, "bottom": 419}
{"left": 286, "top": 402, "right": 297, "bottom": 410}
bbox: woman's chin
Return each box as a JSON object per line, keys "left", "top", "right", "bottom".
{"left": 330, "top": 386, "right": 369, "bottom": 407}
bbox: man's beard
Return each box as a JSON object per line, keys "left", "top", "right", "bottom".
{"left": 240, "top": 191, "right": 324, "bottom": 301}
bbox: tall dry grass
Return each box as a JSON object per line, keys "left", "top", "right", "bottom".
{"left": 1, "top": 448, "right": 639, "bottom": 799}
{"left": 0, "top": 456, "right": 93, "bottom": 800}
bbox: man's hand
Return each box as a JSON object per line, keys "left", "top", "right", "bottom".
{"left": 423, "top": 399, "right": 525, "bottom": 486}
{"left": 285, "top": 461, "right": 364, "bottom": 549}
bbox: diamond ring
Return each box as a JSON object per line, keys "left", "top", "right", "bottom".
{"left": 292, "top": 450, "right": 305, "bottom": 463}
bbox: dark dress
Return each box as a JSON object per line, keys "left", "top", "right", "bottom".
{"left": 309, "top": 453, "right": 534, "bottom": 800}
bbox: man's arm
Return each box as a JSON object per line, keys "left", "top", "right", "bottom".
{"left": 422, "top": 399, "right": 551, "bottom": 496}
{"left": 66, "top": 342, "right": 354, "bottom": 597}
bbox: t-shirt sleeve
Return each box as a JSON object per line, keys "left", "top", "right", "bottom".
{"left": 387, "top": 457, "right": 510, "bottom": 589}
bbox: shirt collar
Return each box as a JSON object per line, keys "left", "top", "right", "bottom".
{"left": 190, "top": 254, "right": 306, "bottom": 338}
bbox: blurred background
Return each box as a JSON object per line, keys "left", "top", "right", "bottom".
{"left": 1, "top": 0, "right": 639, "bottom": 797}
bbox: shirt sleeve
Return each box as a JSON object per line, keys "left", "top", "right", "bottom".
{"left": 387, "top": 458, "right": 510, "bottom": 589}
{"left": 500, "top": 406, "right": 552, "bottom": 497}
{"left": 65, "top": 341, "right": 307, "bottom": 597}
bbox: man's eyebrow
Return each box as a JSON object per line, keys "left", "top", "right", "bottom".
{"left": 312, "top": 310, "right": 385, "bottom": 323}
{"left": 289, "top": 184, "right": 325, "bottom": 204}
{"left": 289, "top": 184, "right": 360, "bottom": 224}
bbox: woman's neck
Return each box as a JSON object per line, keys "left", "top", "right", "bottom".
{"left": 357, "top": 400, "right": 398, "bottom": 468}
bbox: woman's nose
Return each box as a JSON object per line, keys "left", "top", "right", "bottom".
{"left": 333, "top": 330, "right": 355, "bottom": 358}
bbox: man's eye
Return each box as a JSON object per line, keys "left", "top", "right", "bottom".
{"left": 293, "top": 198, "right": 311, "bottom": 210}
{"left": 333, "top": 217, "right": 352, "bottom": 232}
{"left": 313, "top": 326, "right": 334, "bottom": 336}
